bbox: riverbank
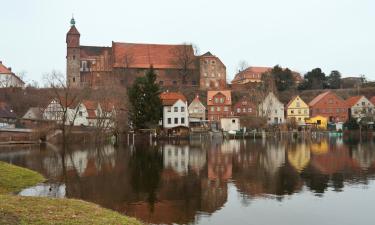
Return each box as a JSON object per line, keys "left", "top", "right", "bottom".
{"left": 0, "top": 161, "right": 143, "bottom": 225}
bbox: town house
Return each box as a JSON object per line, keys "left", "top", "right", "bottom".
{"left": 309, "top": 91, "right": 348, "bottom": 122}
{"left": 207, "top": 90, "right": 232, "bottom": 121}
{"left": 188, "top": 95, "right": 206, "bottom": 121}
{"left": 286, "top": 96, "right": 309, "bottom": 124}
{"left": 160, "top": 92, "right": 189, "bottom": 129}
{"left": 345, "top": 96, "right": 374, "bottom": 121}
{"left": 258, "top": 92, "right": 285, "bottom": 125}
{"left": 233, "top": 96, "right": 256, "bottom": 117}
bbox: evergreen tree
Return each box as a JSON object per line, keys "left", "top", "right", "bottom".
{"left": 300, "top": 68, "right": 327, "bottom": 90}
{"left": 128, "top": 66, "right": 162, "bottom": 129}
{"left": 327, "top": 70, "right": 341, "bottom": 89}
{"left": 271, "top": 65, "right": 295, "bottom": 91}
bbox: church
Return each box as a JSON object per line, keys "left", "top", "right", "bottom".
{"left": 66, "top": 18, "right": 226, "bottom": 90}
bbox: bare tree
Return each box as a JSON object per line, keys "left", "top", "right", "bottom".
{"left": 43, "top": 70, "right": 89, "bottom": 146}
{"left": 237, "top": 60, "right": 249, "bottom": 72}
{"left": 171, "top": 43, "right": 199, "bottom": 85}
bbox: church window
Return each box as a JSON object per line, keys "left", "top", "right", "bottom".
{"left": 72, "top": 77, "right": 75, "bottom": 82}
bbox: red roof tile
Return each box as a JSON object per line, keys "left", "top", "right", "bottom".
{"left": 112, "top": 42, "right": 196, "bottom": 69}
{"left": 207, "top": 90, "right": 232, "bottom": 106}
{"left": 308, "top": 91, "right": 332, "bottom": 107}
{"left": 0, "top": 62, "right": 12, "bottom": 74}
{"left": 160, "top": 92, "right": 187, "bottom": 106}
{"left": 345, "top": 96, "right": 363, "bottom": 108}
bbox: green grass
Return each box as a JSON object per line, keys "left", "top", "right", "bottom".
{"left": 0, "top": 161, "right": 45, "bottom": 194}
{"left": 0, "top": 161, "right": 143, "bottom": 225}
{"left": 0, "top": 195, "right": 143, "bottom": 225}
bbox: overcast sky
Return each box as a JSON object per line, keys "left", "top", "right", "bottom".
{"left": 0, "top": 0, "right": 374, "bottom": 84}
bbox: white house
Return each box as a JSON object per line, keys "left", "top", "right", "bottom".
{"left": 258, "top": 92, "right": 285, "bottom": 125}
{"left": 346, "top": 96, "right": 374, "bottom": 121}
{"left": 0, "top": 61, "right": 25, "bottom": 88}
{"left": 43, "top": 98, "right": 89, "bottom": 126}
{"left": 160, "top": 92, "right": 189, "bottom": 129}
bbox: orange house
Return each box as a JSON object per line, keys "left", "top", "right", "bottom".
{"left": 207, "top": 90, "right": 232, "bottom": 121}
{"left": 309, "top": 91, "right": 348, "bottom": 122}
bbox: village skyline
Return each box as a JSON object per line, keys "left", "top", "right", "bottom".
{"left": 1, "top": 0, "right": 374, "bottom": 84}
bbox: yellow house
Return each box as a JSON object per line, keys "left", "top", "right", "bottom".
{"left": 305, "top": 115, "right": 328, "bottom": 130}
{"left": 286, "top": 96, "right": 309, "bottom": 124}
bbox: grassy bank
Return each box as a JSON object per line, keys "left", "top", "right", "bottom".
{"left": 0, "top": 161, "right": 45, "bottom": 194}
{"left": 0, "top": 161, "right": 143, "bottom": 225}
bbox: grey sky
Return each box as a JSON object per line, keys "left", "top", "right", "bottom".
{"left": 0, "top": 0, "right": 374, "bottom": 84}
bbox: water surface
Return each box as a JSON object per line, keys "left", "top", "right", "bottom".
{"left": 0, "top": 137, "right": 374, "bottom": 225}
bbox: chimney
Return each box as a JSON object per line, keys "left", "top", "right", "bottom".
{"left": 8, "top": 67, "right": 12, "bottom": 72}
{"left": 0, "top": 61, "right": 2, "bottom": 64}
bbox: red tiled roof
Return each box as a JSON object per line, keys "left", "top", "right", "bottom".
{"left": 308, "top": 91, "right": 331, "bottom": 107}
{"left": 160, "top": 92, "right": 187, "bottom": 106}
{"left": 112, "top": 42, "right": 196, "bottom": 69}
{"left": 207, "top": 90, "right": 232, "bottom": 106}
{"left": 0, "top": 62, "right": 12, "bottom": 74}
{"left": 345, "top": 96, "right": 363, "bottom": 108}
{"left": 232, "top": 66, "right": 271, "bottom": 83}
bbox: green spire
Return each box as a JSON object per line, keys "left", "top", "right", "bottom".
{"left": 70, "top": 16, "right": 76, "bottom": 27}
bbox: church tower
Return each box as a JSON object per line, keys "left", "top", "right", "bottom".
{"left": 66, "top": 17, "right": 81, "bottom": 87}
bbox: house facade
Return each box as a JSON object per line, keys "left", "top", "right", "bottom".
{"left": 346, "top": 96, "right": 374, "bottom": 121}
{"left": 23, "top": 107, "right": 43, "bottom": 120}
{"left": 199, "top": 52, "right": 226, "bottom": 90}
{"left": 207, "top": 90, "right": 232, "bottom": 122}
{"left": 258, "top": 92, "right": 285, "bottom": 125}
{"left": 43, "top": 98, "right": 89, "bottom": 126}
{"left": 286, "top": 96, "right": 309, "bottom": 124}
{"left": 188, "top": 95, "right": 206, "bottom": 121}
{"left": 160, "top": 92, "right": 189, "bottom": 129}
{"left": 309, "top": 91, "right": 348, "bottom": 122}
{"left": 233, "top": 96, "right": 256, "bottom": 117}
{"left": 0, "top": 61, "right": 25, "bottom": 88}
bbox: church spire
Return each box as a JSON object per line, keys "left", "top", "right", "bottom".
{"left": 70, "top": 15, "right": 76, "bottom": 27}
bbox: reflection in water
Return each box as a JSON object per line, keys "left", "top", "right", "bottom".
{"left": 0, "top": 138, "right": 375, "bottom": 225}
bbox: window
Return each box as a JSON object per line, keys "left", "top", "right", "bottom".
{"left": 192, "top": 80, "right": 197, "bottom": 85}
{"left": 224, "top": 106, "right": 228, "bottom": 112}
{"left": 204, "top": 73, "right": 207, "bottom": 77}
{"left": 167, "top": 107, "right": 171, "bottom": 112}
{"left": 181, "top": 117, "right": 185, "bottom": 124}
{"left": 174, "top": 118, "right": 178, "bottom": 124}
{"left": 215, "top": 82, "right": 219, "bottom": 87}
{"left": 296, "top": 102, "right": 300, "bottom": 107}
{"left": 220, "top": 98, "right": 224, "bottom": 103}
{"left": 73, "top": 55, "right": 75, "bottom": 60}
{"left": 362, "top": 102, "right": 365, "bottom": 106}
{"left": 173, "top": 81, "right": 177, "bottom": 85}
{"left": 215, "top": 98, "right": 219, "bottom": 103}
{"left": 174, "top": 107, "right": 178, "bottom": 112}
{"left": 79, "top": 111, "right": 82, "bottom": 117}
{"left": 211, "top": 107, "right": 215, "bottom": 112}
{"left": 248, "top": 108, "right": 252, "bottom": 112}
{"left": 211, "top": 60, "right": 215, "bottom": 64}
{"left": 167, "top": 118, "right": 171, "bottom": 124}
{"left": 291, "top": 110, "right": 294, "bottom": 114}
{"left": 237, "top": 108, "right": 241, "bottom": 113}
{"left": 72, "top": 77, "right": 75, "bottom": 82}
{"left": 232, "top": 119, "right": 236, "bottom": 123}
{"left": 275, "top": 110, "right": 277, "bottom": 113}
{"left": 298, "top": 110, "right": 301, "bottom": 114}
{"left": 181, "top": 107, "right": 185, "bottom": 112}
{"left": 242, "top": 108, "right": 246, "bottom": 113}
{"left": 217, "top": 107, "right": 221, "bottom": 112}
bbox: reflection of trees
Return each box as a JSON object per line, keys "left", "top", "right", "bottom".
{"left": 130, "top": 144, "right": 163, "bottom": 209}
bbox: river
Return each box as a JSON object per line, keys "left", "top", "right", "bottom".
{"left": 0, "top": 137, "right": 374, "bottom": 225}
